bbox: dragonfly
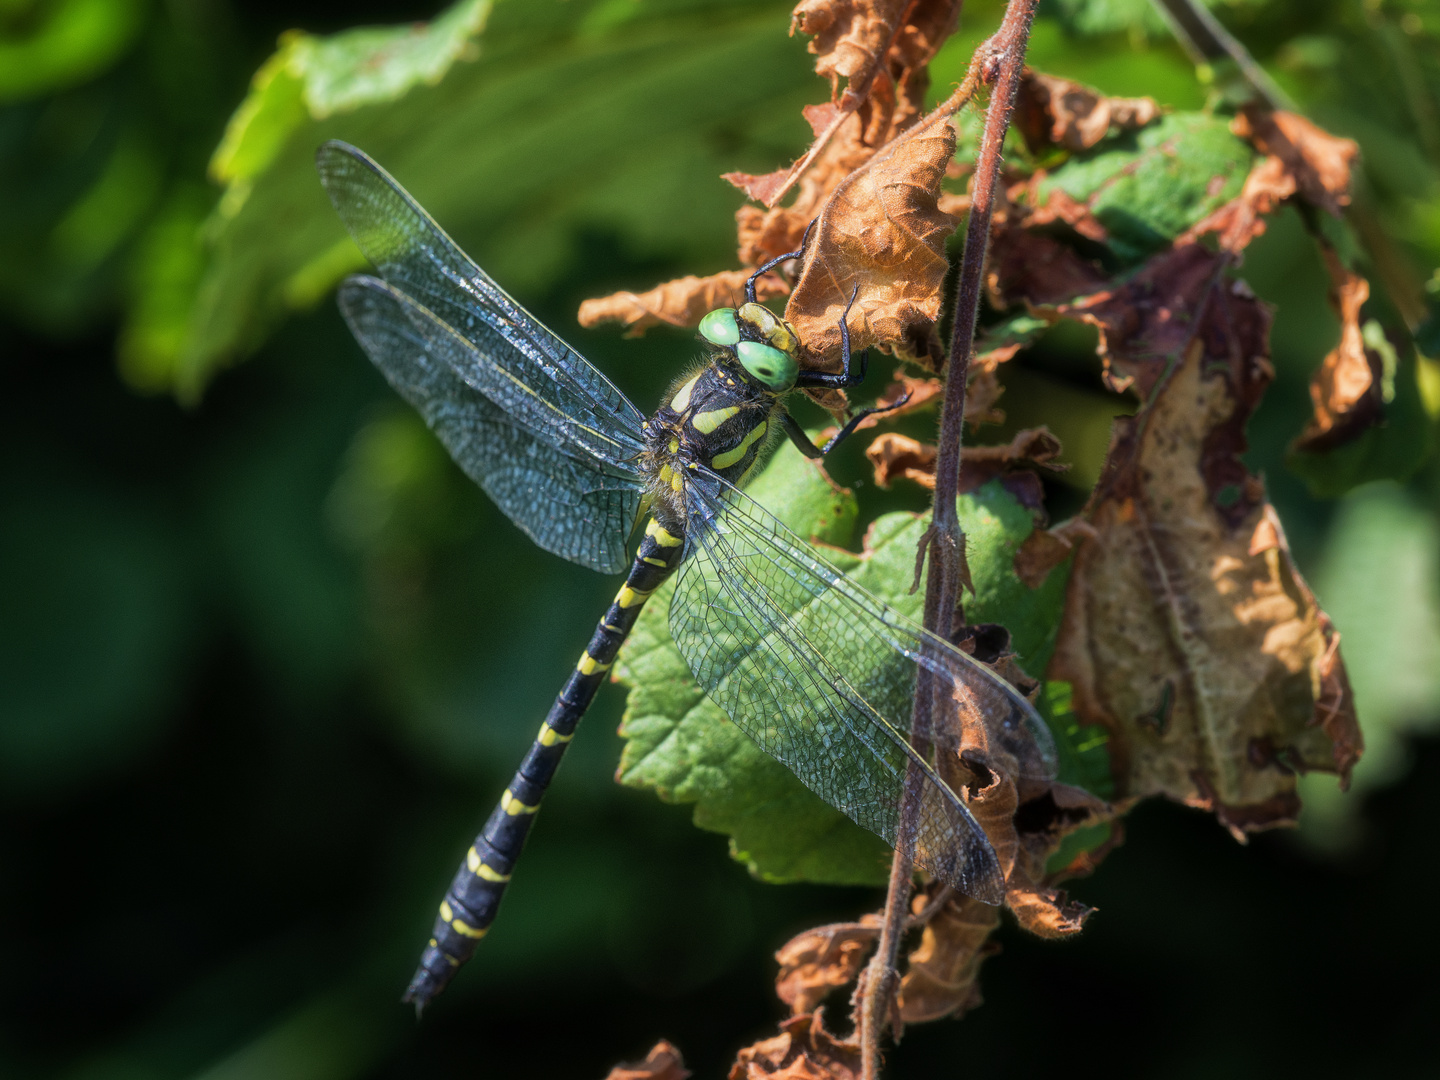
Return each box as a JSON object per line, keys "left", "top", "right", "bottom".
{"left": 316, "top": 140, "right": 1057, "bottom": 1013}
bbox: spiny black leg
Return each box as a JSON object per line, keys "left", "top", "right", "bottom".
{"left": 793, "top": 283, "right": 867, "bottom": 391}
{"left": 816, "top": 390, "right": 913, "bottom": 455}
{"left": 781, "top": 411, "right": 826, "bottom": 459}
{"left": 780, "top": 389, "right": 913, "bottom": 459}
{"left": 745, "top": 219, "right": 818, "bottom": 303}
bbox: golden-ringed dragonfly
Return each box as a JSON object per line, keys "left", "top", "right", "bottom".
{"left": 317, "top": 141, "right": 1057, "bottom": 1013}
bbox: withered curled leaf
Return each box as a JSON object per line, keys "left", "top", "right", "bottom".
{"left": 729, "top": 0, "right": 961, "bottom": 209}
{"left": 774, "top": 918, "right": 880, "bottom": 1016}
{"left": 1231, "top": 107, "right": 1358, "bottom": 218}
{"left": 786, "top": 85, "right": 972, "bottom": 374}
{"left": 578, "top": 270, "right": 788, "bottom": 335}
{"left": 897, "top": 891, "right": 999, "bottom": 1023}
{"left": 1049, "top": 323, "right": 1363, "bottom": 833}
{"left": 1292, "top": 244, "right": 1384, "bottom": 453}
{"left": 1014, "top": 69, "right": 1162, "bottom": 153}
{"left": 606, "top": 1040, "right": 691, "bottom": 1080}
{"left": 728, "top": 1011, "right": 861, "bottom": 1080}
{"left": 865, "top": 427, "right": 1063, "bottom": 492}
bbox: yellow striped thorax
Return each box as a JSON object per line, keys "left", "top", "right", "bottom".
{"left": 643, "top": 301, "right": 803, "bottom": 516}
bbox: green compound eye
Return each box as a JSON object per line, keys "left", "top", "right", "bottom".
{"left": 698, "top": 307, "right": 741, "bottom": 346}
{"left": 736, "top": 340, "right": 798, "bottom": 392}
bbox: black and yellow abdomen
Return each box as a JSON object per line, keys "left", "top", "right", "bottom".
{"left": 403, "top": 517, "right": 685, "bottom": 1009}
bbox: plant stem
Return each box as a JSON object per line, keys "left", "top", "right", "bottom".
{"left": 856, "top": 3, "right": 1038, "bottom": 1077}
{"left": 1149, "top": 0, "right": 1294, "bottom": 110}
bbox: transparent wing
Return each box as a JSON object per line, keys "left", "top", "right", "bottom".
{"left": 317, "top": 140, "right": 646, "bottom": 466}
{"left": 671, "top": 482, "right": 1058, "bottom": 903}
{"left": 339, "top": 276, "right": 644, "bottom": 574}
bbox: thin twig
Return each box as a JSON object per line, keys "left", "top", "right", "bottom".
{"left": 1148, "top": 0, "right": 1294, "bottom": 110}
{"left": 855, "top": 4, "right": 1039, "bottom": 1078}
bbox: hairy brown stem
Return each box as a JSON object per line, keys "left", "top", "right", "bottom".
{"left": 856, "top": 4, "right": 1039, "bottom": 1078}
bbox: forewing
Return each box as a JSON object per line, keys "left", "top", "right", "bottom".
{"left": 339, "top": 276, "right": 642, "bottom": 574}
{"left": 317, "top": 140, "right": 646, "bottom": 464}
{"left": 670, "top": 484, "right": 1058, "bottom": 902}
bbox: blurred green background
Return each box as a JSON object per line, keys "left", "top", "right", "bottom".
{"left": 3, "top": 0, "right": 1439, "bottom": 1076}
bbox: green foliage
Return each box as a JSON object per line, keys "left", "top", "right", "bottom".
{"left": 1037, "top": 113, "right": 1253, "bottom": 263}
{"left": 136, "top": 0, "right": 815, "bottom": 397}
{"left": 3, "top": 0, "right": 1440, "bottom": 1077}
{"left": 0, "top": 0, "right": 145, "bottom": 101}
{"left": 615, "top": 452, "right": 1081, "bottom": 886}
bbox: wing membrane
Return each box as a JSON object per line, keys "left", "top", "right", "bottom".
{"left": 671, "top": 483, "right": 1058, "bottom": 901}
{"left": 317, "top": 140, "right": 646, "bottom": 466}
{"left": 339, "top": 276, "right": 643, "bottom": 574}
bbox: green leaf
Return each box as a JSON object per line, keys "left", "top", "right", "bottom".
{"left": 614, "top": 450, "right": 1083, "bottom": 886}
{"left": 0, "top": 0, "right": 145, "bottom": 102}
{"left": 1038, "top": 112, "right": 1253, "bottom": 265}
{"left": 144, "top": 0, "right": 813, "bottom": 399}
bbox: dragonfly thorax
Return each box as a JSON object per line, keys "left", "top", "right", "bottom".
{"left": 642, "top": 360, "right": 782, "bottom": 525}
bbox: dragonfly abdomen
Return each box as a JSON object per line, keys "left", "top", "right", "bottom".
{"left": 402, "top": 517, "right": 686, "bottom": 1012}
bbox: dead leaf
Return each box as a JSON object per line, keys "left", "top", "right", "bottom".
{"left": 1292, "top": 244, "right": 1384, "bottom": 452}
{"left": 729, "top": 0, "right": 959, "bottom": 209}
{"left": 987, "top": 218, "right": 1109, "bottom": 309}
{"left": 792, "top": 0, "right": 911, "bottom": 95}
{"left": 1232, "top": 108, "right": 1358, "bottom": 218}
{"left": 775, "top": 918, "right": 881, "bottom": 1015}
{"left": 786, "top": 84, "right": 972, "bottom": 374}
{"left": 865, "top": 427, "right": 1064, "bottom": 491}
{"left": 578, "top": 270, "right": 789, "bottom": 335}
{"left": 1177, "top": 154, "right": 1295, "bottom": 254}
{"left": 1015, "top": 69, "right": 1162, "bottom": 153}
{"left": 607, "top": 1040, "right": 691, "bottom": 1080}
{"left": 728, "top": 1011, "right": 861, "bottom": 1080}
{"left": 1013, "top": 517, "right": 1095, "bottom": 589}
{"left": 1003, "top": 783, "right": 1109, "bottom": 937}
{"left": 1048, "top": 310, "right": 1363, "bottom": 831}
{"left": 896, "top": 892, "right": 1000, "bottom": 1023}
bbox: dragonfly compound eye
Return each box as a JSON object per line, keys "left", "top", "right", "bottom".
{"left": 698, "top": 307, "right": 741, "bottom": 346}
{"left": 736, "top": 302, "right": 798, "bottom": 355}
{"left": 736, "top": 340, "right": 798, "bottom": 392}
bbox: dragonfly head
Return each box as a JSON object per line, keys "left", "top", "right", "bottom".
{"left": 699, "top": 304, "right": 799, "bottom": 394}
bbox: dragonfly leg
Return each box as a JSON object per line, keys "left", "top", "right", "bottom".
{"left": 780, "top": 389, "right": 914, "bottom": 460}
{"left": 744, "top": 219, "right": 817, "bottom": 304}
{"left": 783, "top": 282, "right": 912, "bottom": 458}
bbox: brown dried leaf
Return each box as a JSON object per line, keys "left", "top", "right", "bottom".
{"left": 1014, "top": 69, "right": 1162, "bottom": 153}
{"left": 896, "top": 892, "right": 1000, "bottom": 1023}
{"left": 607, "top": 1040, "right": 691, "bottom": 1080}
{"left": 729, "top": 0, "right": 959, "bottom": 208}
{"left": 1048, "top": 270, "right": 1364, "bottom": 831}
{"left": 774, "top": 918, "right": 881, "bottom": 1016}
{"left": 1293, "top": 245, "right": 1383, "bottom": 453}
{"left": 865, "top": 427, "right": 1063, "bottom": 491}
{"left": 1013, "top": 518, "right": 1096, "bottom": 590}
{"left": 792, "top": 0, "right": 911, "bottom": 94}
{"left": 578, "top": 270, "right": 789, "bottom": 335}
{"left": 1003, "top": 782, "right": 1109, "bottom": 937}
{"left": 728, "top": 1011, "right": 861, "bottom": 1080}
{"left": 1022, "top": 184, "right": 1110, "bottom": 242}
{"left": 987, "top": 219, "right": 1109, "bottom": 309}
{"left": 1232, "top": 108, "right": 1358, "bottom": 218}
{"left": 787, "top": 88, "right": 969, "bottom": 374}
{"left": 867, "top": 432, "right": 935, "bottom": 488}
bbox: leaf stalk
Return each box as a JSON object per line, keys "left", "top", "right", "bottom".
{"left": 856, "top": 3, "right": 1039, "bottom": 1076}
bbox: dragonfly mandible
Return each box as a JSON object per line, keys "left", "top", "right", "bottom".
{"left": 316, "top": 140, "right": 1057, "bottom": 1013}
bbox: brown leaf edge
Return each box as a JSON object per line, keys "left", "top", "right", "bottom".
{"left": 606, "top": 1040, "right": 691, "bottom": 1080}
